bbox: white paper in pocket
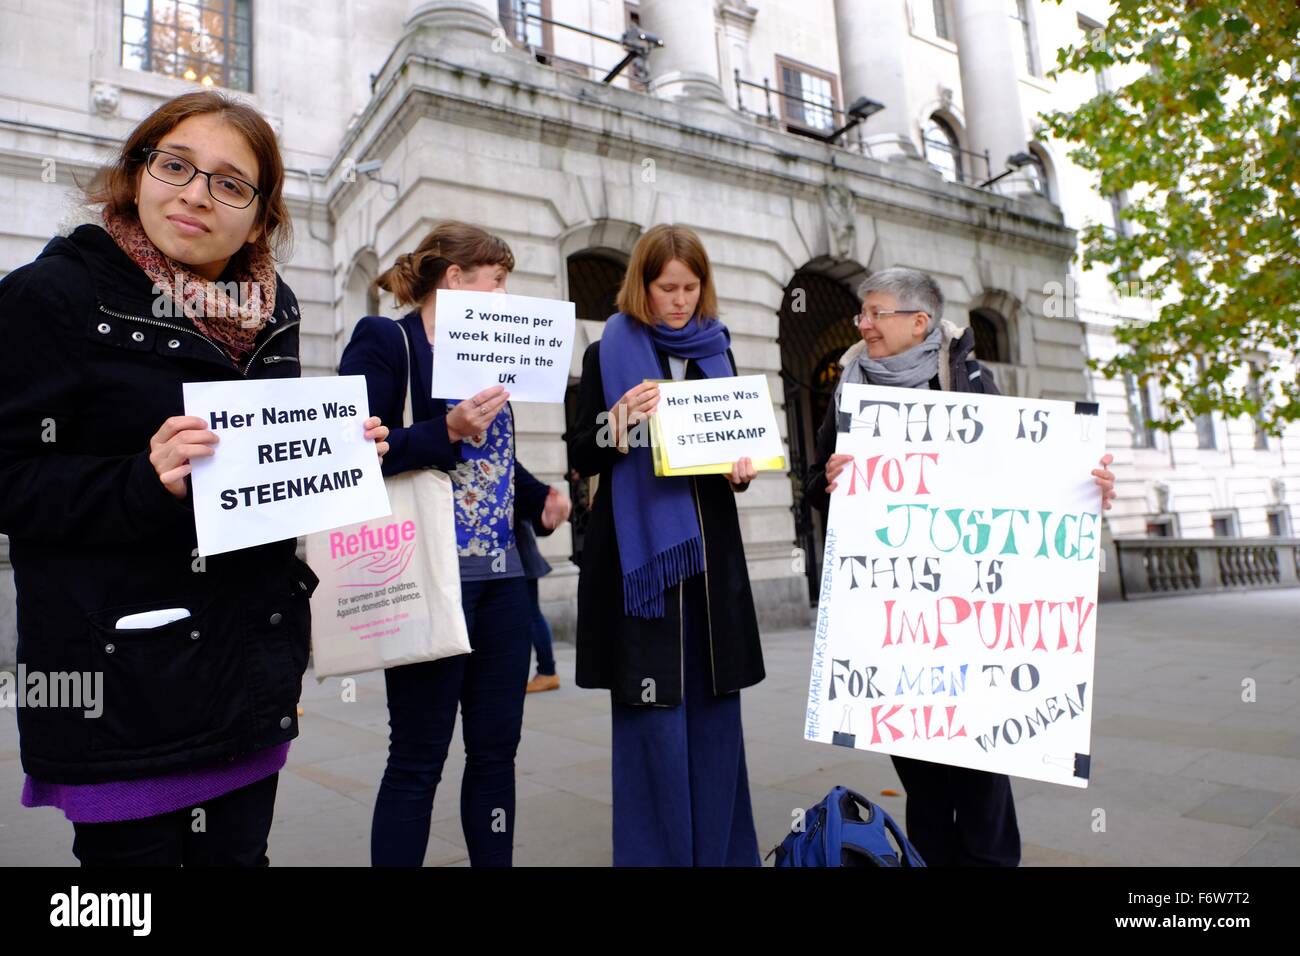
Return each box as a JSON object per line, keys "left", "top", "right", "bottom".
{"left": 114, "top": 608, "right": 192, "bottom": 630}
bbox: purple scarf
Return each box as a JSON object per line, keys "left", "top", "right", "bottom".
{"left": 599, "top": 312, "right": 733, "bottom": 618}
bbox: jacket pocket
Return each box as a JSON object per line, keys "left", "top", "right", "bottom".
{"left": 86, "top": 596, "right": 249, "bottom": 757}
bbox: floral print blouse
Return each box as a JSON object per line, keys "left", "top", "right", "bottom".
{"left": 446, "top": 398, "right": 520, "bottom": 579}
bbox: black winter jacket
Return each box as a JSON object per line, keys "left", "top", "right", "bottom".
{"left": 565, "top": 340, "right": 765, "bottom": 706}
{"left": 0, "top": 224, "right": 317, "bottom": 784}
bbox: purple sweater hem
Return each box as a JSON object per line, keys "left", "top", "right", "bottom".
{"left": 22, "top": 742, "right": 291, "bottom": 824}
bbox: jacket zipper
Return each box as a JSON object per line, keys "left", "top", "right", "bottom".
{"left": 241, "top": 320, "right": 299, "bottom": 375}
{"left": 96, "top": 303, "right": 299, "bottom": 377}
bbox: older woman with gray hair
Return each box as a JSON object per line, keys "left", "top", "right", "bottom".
{"left": 804, "top": 266, "right": 1117, "bottom": 867}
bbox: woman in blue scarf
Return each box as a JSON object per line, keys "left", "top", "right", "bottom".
{"left": 566, "top": 224, "right": 765, "bottom": 866}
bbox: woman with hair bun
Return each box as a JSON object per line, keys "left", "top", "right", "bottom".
{"left": 340, "top": 220, "right": 571, "bottom": 867}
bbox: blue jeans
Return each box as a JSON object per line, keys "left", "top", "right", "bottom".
{"left": 610, "top": 575, "right": 760, "bottom": 867}
{"left": 526, "top": 577, "right": 556, "bottom": 676}
{"left": 371, "top": 576, "right": 531, "bottom": 867}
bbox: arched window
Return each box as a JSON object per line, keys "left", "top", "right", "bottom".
{"left": 1026, "top": 144, "right": 1055, "bottom": 203}
{"left": 343, "top": 251, "right": 380, "bottom": 342}
{"left": 922, "top": 115, "right": 963, "bottom": 183}
{"left": 969, "top": 308, "right": 1011, "bottom": 364}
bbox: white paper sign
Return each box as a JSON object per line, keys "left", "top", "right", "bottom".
{"left": 804, "top": 383, "right": 1104, "bottom": 788}
{"left": 430, "top": 289, "right": 576, "bottom": 403}
{"left": 655, "top": 374, "right": 785, "bottom": 470}
{"left": 184, "top": 376, "right": 392, "bottom": 556}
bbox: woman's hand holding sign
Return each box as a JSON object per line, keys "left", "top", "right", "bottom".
{"left": 610, "top": 381, "right": 659, "bottom": 449}
{"left": 1093, "top": 453, "right": 1117, "bottom": 511}
{"left": 728, "top": 456, "right": 756, "bottom": 490}
{"left": 364, "top": 416, "right": 390, "bottom": 462}
{"left": 614, "top": 381, "right": 660, "bottom": 419}
{"left": 824, "top": 452, "right": 854, "bottom": 494}
{"left": 150, "top": 415, "right": 219, "bottom": 498}
{"left": 447, "top": 385, "right": 509, "bottom": 442}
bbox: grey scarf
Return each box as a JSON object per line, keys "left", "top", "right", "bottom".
{"left": 838, "top": 321, "right": 945, "bottom": 401}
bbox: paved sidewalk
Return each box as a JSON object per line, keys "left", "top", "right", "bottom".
{"left": 2, "top": 590, "right": 1297, "bottom": 866}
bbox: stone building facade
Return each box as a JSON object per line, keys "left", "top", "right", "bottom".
{"left": 1, "top": 0, "right": 1294, "bottom": 660}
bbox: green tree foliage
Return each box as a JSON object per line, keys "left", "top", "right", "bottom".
{"left": 1042, "top": 1, "right": 1299, "bottom": 433}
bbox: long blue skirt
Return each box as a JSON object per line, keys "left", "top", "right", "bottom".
{"left": 610, "top": 575, "right": 760, "bottom": 867}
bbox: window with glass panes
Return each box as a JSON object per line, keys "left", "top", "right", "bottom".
{"left": 777, "top": 57, "right": 838, "bottom": 134}
{"left": 1009, "top": 0, "right": 1039, "bottom": 76}
{"left": 934, "top": 1, "right": 952, "bottom": 39}
{"left": 1078, "top": 15, "right": 1110, "bottom": 94}
{"left": 1211, "top": 512, "right": 1238, "bottom": 537}
{"left": 1107, "top": 193, "right": 1130, "bottom": 238}
{"left": 499, "top": 0, "right": 547, "bottom": 49}
{"left": 1247, "top": 361, "right": 1269, "bottom": 450}
{"left": 922, "top": 115, "right": 962, "bottom": 182}
{"left": 1124, "top": 371, "right": 1158, "bottom": 448}
{"left": 1145, "top": 516, "right": 1175, "bottom": 537}
{"left": 121, "top": 1, "right": 253, "bottom": 92}
{"left": 1194, "top": 357, "right": 1217, "bottom": 449}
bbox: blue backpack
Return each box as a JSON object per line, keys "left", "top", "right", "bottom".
{"left": 770, "top": 786, "right": 926, "bottom": 867}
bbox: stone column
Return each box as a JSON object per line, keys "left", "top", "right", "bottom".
{"left": 833, "top": 0, "right": 920, "bottom": 160}
{"left": 405, "top": 0, "right": 500, "bottom": 38}
{"left": 637, "top": 0, "right": 726, "bottom": 103}
{"left": 952, "top": 0, "right": 1030, "bottom": 182}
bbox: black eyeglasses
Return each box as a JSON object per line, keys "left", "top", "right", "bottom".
{"left": 141, "top": 148, "right": 260, "bottom": 209}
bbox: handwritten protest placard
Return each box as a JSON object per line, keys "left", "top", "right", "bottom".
{"left": 430, "top": 289, "right": 575, "bottom": 403}
{"left": 804, "top": 383, "right": 1104, "bottom": 787}
{"left": 184, "top": 376, "right": 391, "bottom": 556}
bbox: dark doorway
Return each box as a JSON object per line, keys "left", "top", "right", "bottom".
{"left": 564, "top": 248, "right": 628, "bottom": 565}
{"left": 778, "top": 268, "right": 863, "bottom": 604}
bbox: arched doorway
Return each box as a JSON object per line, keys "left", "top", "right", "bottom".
{"left": 970, "top": 307, "right": 1011, "bottom": 364}
{"left": 341, "top": 249, "right": 380, "bottom": 347}
{"left": 567, "top": 250, "right": 626, "bottom": 324}
{"left": 564, "top": 246, "right": 629, "bottom": 564}
{"left": 778, "top": 262, "right": 866, "bottom": 604}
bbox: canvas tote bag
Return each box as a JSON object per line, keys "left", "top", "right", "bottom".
{"left": 306, "top": 320, "right": 471, "bottom": 678}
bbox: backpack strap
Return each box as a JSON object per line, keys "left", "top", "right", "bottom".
{"left": 965, "top": 358, "right": 988, "bottom": 393}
